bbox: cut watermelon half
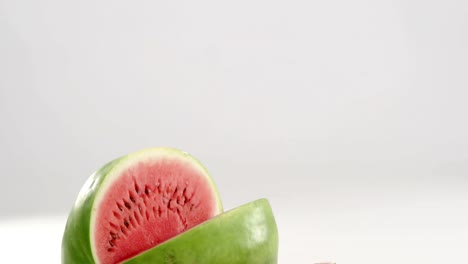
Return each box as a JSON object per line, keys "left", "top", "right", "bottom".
{"left": 62, "top": 148, "right": 223, "bottom": 264}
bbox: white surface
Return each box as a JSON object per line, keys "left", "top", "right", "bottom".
{"left": 1, "top": 192, "right": 468, "bottom": 264}
{"left": 0, "top": 216, "right": 65, "bottom": 263}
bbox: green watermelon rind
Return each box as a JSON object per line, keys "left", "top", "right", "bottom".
{"left": 124, "top": 198, "right": 279, "bottom": 264}
{"left": 61, "top": 147, "right": 223, "bottom": 264}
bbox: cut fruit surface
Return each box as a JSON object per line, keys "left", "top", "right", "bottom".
{"left": 124, "top": 199, "right": 279, "bottom": 264}
{"left": 62, "top": 148, "right": 223, "bottom": 264}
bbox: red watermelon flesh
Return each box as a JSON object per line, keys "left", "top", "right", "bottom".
{"left": 92, "top": 158, "right": 221, "bottom": 264}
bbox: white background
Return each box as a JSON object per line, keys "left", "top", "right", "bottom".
{"left": 1, "top": 0, "right": 467, "bottom": 263}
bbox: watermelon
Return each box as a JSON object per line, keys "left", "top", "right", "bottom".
{"left": 124, "top": 198, "right": 278, "bottom": 264}
{"left": 62, "top": 148, "right": 223, "bottom": 264}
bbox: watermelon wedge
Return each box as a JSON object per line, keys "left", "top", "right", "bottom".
{"left": 124, "top": 198, "right": 278, "bottom": 264}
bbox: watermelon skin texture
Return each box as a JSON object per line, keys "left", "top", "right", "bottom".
{"left": 124, "top": 199, "right": 278, "bottom": 264}
{"left": 62, "top": 158, "right": 123, "bottom": 264}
